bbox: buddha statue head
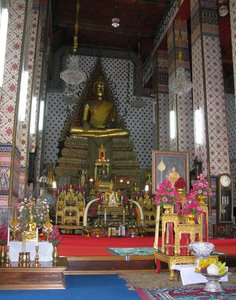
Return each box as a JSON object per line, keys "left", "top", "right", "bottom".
{"left": 94, "top": 81, "right": 105, "bottom": 100}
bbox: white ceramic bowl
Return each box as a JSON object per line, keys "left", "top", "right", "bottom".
{"left": 188, "top": 242, "right": 215, "bottom": 257}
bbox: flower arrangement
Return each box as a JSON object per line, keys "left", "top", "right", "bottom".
{"left": 180, "top": 191, "right": 203, "bottom": 215}
{"left": 174, "top": 177, "right": 186, "bottom": 190}
{"left": 48, "top": 225, "right": 61, "bottom": 246}
{"left": 155, "top": 179, "right": 179, "bottom": 206}
{"left": 0, "top": 224, "right": 7, "bottom": 246}
{"left": 18, "top": 198, "right": 49, "bottom": 229}
{"left": 192, "top": 173, "right": 212, "bottom": 196}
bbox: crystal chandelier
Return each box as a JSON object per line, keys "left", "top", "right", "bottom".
{"left": 60, "top": 0, "right": 86, "bottom": 88}
{"left": 60, "top": 55, "right": 86, "bottom": 85}
{"left": 169, "top": 11, "right": 192, "bottom": 96}
{"left": 169, "top": 67, "right": 192, "bottom": 96}
{"left": 131, "top": 34, "right": 147, "bottom": 109}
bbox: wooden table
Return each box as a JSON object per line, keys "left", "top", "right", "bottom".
{"left": 0, "top": 257, "right": 68, "bottom": 290}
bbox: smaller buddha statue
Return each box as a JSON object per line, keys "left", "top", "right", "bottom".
{"left": 22, "top": 211, "right": 37, "bottom": 242}
{"left": 70, "top": 80, "right": 129, "bottom": 137}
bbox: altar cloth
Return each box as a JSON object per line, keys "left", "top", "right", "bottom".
{"left": 9, "top": 241, "right": 53, "bottom": 262}
{"left": 172, "top": 264, "right": 228, "bottom": 285}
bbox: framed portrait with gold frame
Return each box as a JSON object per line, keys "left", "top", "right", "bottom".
{"left": 152, "top": 151, "right": 190, "bottom": 194}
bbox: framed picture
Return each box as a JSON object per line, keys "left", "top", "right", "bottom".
{"left": 152, "top": 151, "right": 190, "bottom": 194}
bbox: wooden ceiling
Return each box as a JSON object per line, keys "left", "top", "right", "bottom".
{"left": 51, "top": 0, "right": 233, "bottom": 91}
{"left": 51, "top": 0, "right": 172, "bottom": 62}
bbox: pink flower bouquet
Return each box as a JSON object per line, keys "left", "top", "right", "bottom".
{"left": 155, "top": 179, "right": 180, "bottom": 206}
{"left": 192, "top": 173, "right": 212, "bottom": 196}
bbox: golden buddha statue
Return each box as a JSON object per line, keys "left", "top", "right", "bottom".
{"left": 22, "top": 212, "right": 37, "bottom": 241}
{"left": 70, "top": 81, "right": 129, "bottom": 137}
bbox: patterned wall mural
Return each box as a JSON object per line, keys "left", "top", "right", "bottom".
{"left": 44, "top": 53, "right": 154, "bottom": 171}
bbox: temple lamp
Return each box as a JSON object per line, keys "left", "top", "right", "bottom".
{"left": 169, "top": 10, "right": 192, "bottom": 96}
{"left": 60, "top": 0, "right": 86, "bottom": 101}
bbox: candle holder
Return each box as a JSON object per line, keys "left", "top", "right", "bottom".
{"left": 5, "top": 246, "right": 11, "bottom": 267}
{"left": 18, "top": 252, "right": 31, "bottom": 267}
{"left": 33, "top": 245, "right": 40, "bottom": 267}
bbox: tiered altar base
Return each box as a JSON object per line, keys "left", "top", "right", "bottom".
{"left": 0, "top": 257, "right": 68, "bottom": 290}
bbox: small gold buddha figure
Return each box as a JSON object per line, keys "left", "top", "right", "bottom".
{"left": 70, "top": 80, "right": 129, "bottom": 137}
{"left": 22, "top": 212, "right": 37, "bottom": 242}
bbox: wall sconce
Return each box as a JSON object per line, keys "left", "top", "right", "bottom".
{"left": 30, "top": 96, "right": 37, "bottom": 134}
{"left": 194, "top": 108, "right": 204, "bottom": 145}
{"left": 170, "top": 110, "right": 176, "bottom": 139}
{"left": 38, "top": 100, "right": 45, "bottom": 131}
{"left": 18, "top": 70, "right": 29, "bottom": 122}
{"left": 144, "top": 184, "right": 149, "bottom": 192}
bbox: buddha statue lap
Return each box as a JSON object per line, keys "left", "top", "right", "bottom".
{"left": 70, "top": 81, "right": 129, "bottom": 137}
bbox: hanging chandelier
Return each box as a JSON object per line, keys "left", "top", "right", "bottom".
{"left": 169, "top": 67, "right": 192, "bottom": 96}
{"left": 169, "top": 12, "right": 192, "bottom": 96}
{"left": 60, "top": 0, "right": 86, "bottom": 87}
{"left": 131, "top": 31, "right": 146, "bottom": 109}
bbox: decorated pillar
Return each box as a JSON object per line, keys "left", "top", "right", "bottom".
{"left": 18, "top": 0, "right": 40, "bottom": 200}
{"left": 190, "top": 0, "right": 230, "bottom": 175}
{"left": 0, "top": 1, "right": 27, "bottom": 206}
{"left": 156, "top": 50, "right": 170, "bottom": 151}
{"left": 34, "top": 0, "right": 50, "bottom": 186}
{"left": 167, "top": 17, "right": 194, "bottom": 159}
{"left": 230, "top": 0, "right": 236, "bottom": 101}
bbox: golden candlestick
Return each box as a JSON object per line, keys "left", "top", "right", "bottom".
{"left": 33, "top": 245, "right": 40, "bottom": 267}
{"left": 5, "top": 246, "right": 11, "bottom": 267}
{"left": 18, "top": 252, "right": 31, "bottom": 267}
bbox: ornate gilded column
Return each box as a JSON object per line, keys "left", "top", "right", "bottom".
{"left": 156, "top": 50, "right": 170, "bottom": 151}
{"left": 190, "top": 0, "right": 230, "bottom": 175}
{"left": 167, "top": 18, "right": 194, "bottom": 159}
{"left": 0, "top": 1, "right": 27, "bottom": 205}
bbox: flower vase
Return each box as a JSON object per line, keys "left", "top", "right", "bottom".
{"left": 52, "top": 245, "right": 59, "bottom": 263}
{"left": 0, "top": 245, "right": 5, "bottom": 266}
{"left": 187, "top": 214, "right": 195, "bottom": 224}
{"left": 197, "top": 195, "right": 206, "bottom": 206}
{"left": 163, "top": 205, "right": 173, "bottom": 214}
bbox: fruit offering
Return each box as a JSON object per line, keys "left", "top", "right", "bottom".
{"left": 194, "top": 257, "right": 217, "bottom": 273}
{"left": 195, "top": 258, "right": 227, "bottom": 276}
{"left": 207, "top": 261, "right": 227, "bottom": 276}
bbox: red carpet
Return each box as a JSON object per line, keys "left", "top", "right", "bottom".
{"left": 58, "top": 235, "right": 236, "bottom": 257}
